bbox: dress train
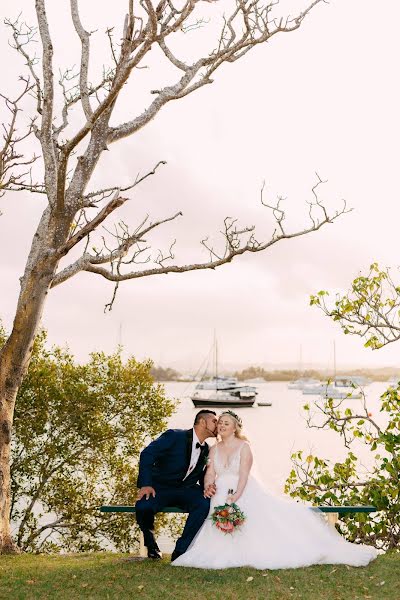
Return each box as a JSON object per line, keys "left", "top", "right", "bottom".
{"left": 172, "top": 444, "right": 377, "bottom": 570}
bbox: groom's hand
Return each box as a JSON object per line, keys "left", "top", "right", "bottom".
{"left": 137, "top": 486, "right": 156, "bottom": 501}
{"left": 204, "top": 483, "right": 216, "bottom": 498}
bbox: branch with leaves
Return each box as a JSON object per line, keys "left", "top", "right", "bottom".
{"left": 310, "top": 263, "right": 400, "bottom": 349}
{"left": 286, "top": 385, "right": 400, "bottom": 550}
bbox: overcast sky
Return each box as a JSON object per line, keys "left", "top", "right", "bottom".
{"left": 1, "top": 0, "right": 400, "bottom": 374}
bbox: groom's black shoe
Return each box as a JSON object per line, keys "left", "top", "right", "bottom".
{"left": 170, "top": 549, "right": 182, "bottom": 563}
{"left": 147, "top": 546, "right": 162, "bottom": 560}
{"left": 143, "top": 529, "right": 161, "bottom": 559}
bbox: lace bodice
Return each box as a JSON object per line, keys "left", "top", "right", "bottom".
{"left": 213, "top": 442, "right": 245, "bottom": 477}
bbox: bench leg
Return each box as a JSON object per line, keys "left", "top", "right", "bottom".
{"left": 139, "top": 531, "right": 147, "bottom": 557}
{"left": 327, "top": 512, "right": 339, "bottom": 528}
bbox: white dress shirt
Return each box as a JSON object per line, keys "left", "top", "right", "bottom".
{"left": 183, "top": 429, "right": 204, "bottom": 480}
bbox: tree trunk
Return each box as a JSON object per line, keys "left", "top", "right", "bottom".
{"left": 0, "top": 401, "right": 14, "bottom": 553}
{"left": 0, "top": 208, "right": 71, "bottom": 553}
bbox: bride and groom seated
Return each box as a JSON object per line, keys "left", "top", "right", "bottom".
{"left": 135, "top": 409, "right": 377, "bottom": 569}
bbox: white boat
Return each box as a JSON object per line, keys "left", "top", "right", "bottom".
{"left": 288, "top": 378, "right": 320, "bottom": 390}
{"left": 302, "top": 384, "right": 361, "bottom": 399}
{"left": 195, "top": 376, "right": 238, "bottom": 390}
{"left": 302, "top": 383, "right": 333, "bottom": 395}
{"left": 334, "top": 375, "right": 371, "bottom": 387}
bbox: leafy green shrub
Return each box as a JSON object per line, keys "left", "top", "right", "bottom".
{"left": 285, "top": 387, "right": 399, "bottom": 550}
{"left": 6, "top": 328, "right": 176, "bottom": 552}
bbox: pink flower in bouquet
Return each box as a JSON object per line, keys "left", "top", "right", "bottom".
{"left": 219, "top": 521, "right": 234, "bottom": 533}
{"left": 217, "top": 520, "right": 234, "bottom": 533}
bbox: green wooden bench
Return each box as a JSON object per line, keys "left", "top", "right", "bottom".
{"left": 100, "top": 504, "right": 377, "bottom": 557}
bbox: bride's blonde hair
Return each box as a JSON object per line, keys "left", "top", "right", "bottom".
{"left": 220, "top": 411, "right": 248, "bottom": 441}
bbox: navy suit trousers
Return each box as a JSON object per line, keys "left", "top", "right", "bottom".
{"left": 135, "top": 485, "right": 210, "bottom": 555}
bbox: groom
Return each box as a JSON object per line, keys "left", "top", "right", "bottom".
{"left": 135, "top": 409, "right": 218, "bottom": 561}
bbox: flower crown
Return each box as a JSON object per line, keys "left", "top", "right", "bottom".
{"left": 220, "top": 410, "right": 243, "bottom": 428}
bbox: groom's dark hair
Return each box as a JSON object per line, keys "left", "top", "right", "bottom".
{"left": 194, "top": 409, "right": 217, "bottom": 425}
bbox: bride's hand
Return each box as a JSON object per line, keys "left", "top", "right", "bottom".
{"left": 204, "top": 483, "right": 216, "bottom": 498}
{"left": 227, "top": 492, "right": 239, "bottom": 504}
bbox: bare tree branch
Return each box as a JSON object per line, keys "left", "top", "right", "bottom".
{"left": 108, "top": 0, "right": 327, "bottom": 143}
{"left": 34, "top": 0, "right": 59, "bottom": 209}
{"left": 57, "top": 190, "right": 127, "bottom": 257}
{"left": 0, "top": 82, "right": 38, "bottom": 198}
{"left": 4, "top": 16, "right": 43, "bottom": 116}
{"left": 82, "top": 159, "right": 167, "bottom": 206}
{"left": 70, "top": 0, "right": 93, "bottom": 120}
{"left": 52, "top": 175, "right": 348, "bottom": 289}
{"left": 24, "top": 518, "right": 72, "bottom": 549}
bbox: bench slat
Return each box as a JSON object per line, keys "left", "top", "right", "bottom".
{"left": 100, "top": 505, "right": 377, "bottom": 514}
{"left": 312, "top": 506, "right": 377, "bottom": 514}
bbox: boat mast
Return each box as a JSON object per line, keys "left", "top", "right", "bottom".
{"left": 333, "top": 340, "right": 337, "bottom": 381}
{"left": 214, "top": 330, "right": 218, "bottom": 389}
{"left": 117, "top": 321, "right": 123, "bottom": 348}
{"left": 299, "top": 344, "right": 303, "bottom": 375}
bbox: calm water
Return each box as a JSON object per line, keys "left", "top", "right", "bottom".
{"left": 155, "top": 381, "right": 387, "bottom": 552}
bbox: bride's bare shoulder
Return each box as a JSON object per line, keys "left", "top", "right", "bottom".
{"left": 240, "top": 441, "right": 253, "bottom": 456}
{"left": 239, "top": 440, "right": 251, "bottom": 448}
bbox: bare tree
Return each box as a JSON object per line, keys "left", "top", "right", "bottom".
{"left": 0, "top": 0, "right": 342, "bottom": 553}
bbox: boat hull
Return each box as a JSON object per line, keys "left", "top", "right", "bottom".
{"left": 191, "top": 397, "right": 256, "bottom": 408}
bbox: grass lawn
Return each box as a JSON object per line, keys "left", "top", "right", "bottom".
{"left": 0, "top": 551, "right": 399, "bottom": 600}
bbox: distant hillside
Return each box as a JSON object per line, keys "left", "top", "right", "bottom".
{"left": 234, "top": 366, "right": 399, "bottom": 382}
{"left": 150, "top": 366, "right": 181, "bottom": 381}
{"left": 150, "top": 364, "right": 399, "bottom": 382}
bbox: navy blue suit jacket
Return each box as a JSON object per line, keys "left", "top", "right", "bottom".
{"left": 137, "top": 429, "right": 209, "bottom": 489}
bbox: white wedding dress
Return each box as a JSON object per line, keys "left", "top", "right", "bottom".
{"left": 172, "top": 443, "right": 377, "bottom": 570}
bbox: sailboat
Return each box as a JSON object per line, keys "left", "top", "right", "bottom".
{"left": 287, "top": 345, "right": 321, "bottom": 390}
{"left": 191, "top": 334, "right": 257, "bottom": 408}
{"left": 302, "top": 342, "right": 362, "bottom": 399}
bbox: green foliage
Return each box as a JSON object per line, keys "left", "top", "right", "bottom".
{"left": 286, "top": 383, "right": 400, "bottom": 550}
{"left": 299, "top": 261, "right": 400, "bottom": 549}
{"left": 0, "top": 321, "right": 6, "bottom": 349}
{"left": 310, "top": 263, "right": 400, "bottom": 349}
{"left": 9, "top": 329, "right": 176, "bottom": 553}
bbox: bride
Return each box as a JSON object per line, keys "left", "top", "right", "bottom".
{"left": 172, "top": 411, "right": 377, "bottom": 570}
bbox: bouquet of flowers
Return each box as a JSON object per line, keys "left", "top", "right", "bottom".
{"left": 210, "top": 492, "right": 246, "bottom": 534}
